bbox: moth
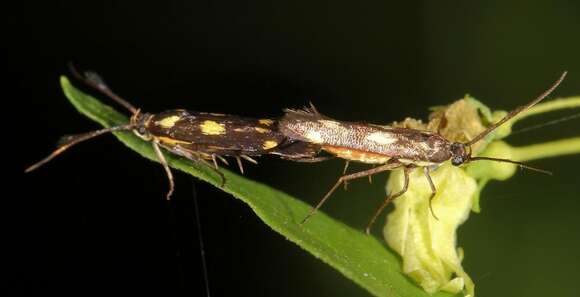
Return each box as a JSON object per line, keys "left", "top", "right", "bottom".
{"left": 280, "top": 72, "right": 567, "bottom": 234}
{"left": 26, "top": 66, "right": 324, "bottom": 199}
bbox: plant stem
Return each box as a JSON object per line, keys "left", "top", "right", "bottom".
{"left": 504, "top": 97, "right": 580, "bottom": 162}
{"left": 514, "top": 97, "right": 580, "bottom": 122}
{"left": 512, "top": 136, "right": 580, "bottom": 162}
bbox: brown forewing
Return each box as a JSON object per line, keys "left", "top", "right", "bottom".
{"left": 147, "top": 110, "right": 320, "bottom": 158}
{"left": 280, "top": 108, "right": 452, "bottom": 163}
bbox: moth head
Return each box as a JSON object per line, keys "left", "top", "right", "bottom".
{"left": 130, "top": 110, "right": 153, "bottom": 141}
{"left": 449, "top": 142, "right": 470, "bottom": 166}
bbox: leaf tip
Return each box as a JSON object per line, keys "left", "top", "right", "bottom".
{"left": 60, "top": 75, "right": 71, "bottom": 88}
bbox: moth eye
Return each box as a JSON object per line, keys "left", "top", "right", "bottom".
{"left": 138, "top": 126, "right": 147, "bottom": 135}
{"left": 451, "top": 156, "right": 464, "bottom": 166}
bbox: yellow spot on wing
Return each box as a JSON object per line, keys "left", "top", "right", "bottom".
{"left": 200, "top": 120, "right": 226, "bottom": 135}
{"left": 262, "top": 140, "right": 278, "bottom": 150}
{"left": 156, "top": 136, "right": 191, "bottom": 146}
{"left": 254, "top": 127, "right": 270, "bottom": 133}
{"left": 155, "top": 115, "right": 181, "bottom": 128}
{"left": 259, "top": 119, "right": 274, "bottom": 125}
{"left": 366, "top": 132, "right": 396, "bottom": 145}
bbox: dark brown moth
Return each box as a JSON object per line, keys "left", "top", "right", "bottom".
{"left": 280, "top": 72, "right": 567, "bottom": 234}
{"left": 25, "top": 66, "right": 324, "bottom": 199}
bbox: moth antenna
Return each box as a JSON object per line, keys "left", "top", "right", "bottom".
{"left": 465, "top": 71, "right": 567, "bottom": 146}
{"left": 25, "top": 124, "right": 134, "bottom": 173}
{"left": 68, "top": 62, "right": 139, "bottom": 115}
{"left": 468, "top": 156, "right": 552, "bottom": 175}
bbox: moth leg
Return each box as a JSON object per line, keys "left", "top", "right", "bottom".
{"left": 203, "top": 158, "right": 227, "bottom": 187}
{"left": 342, "top": 161, "right": 350, "bottom": 174}
{"left": 152, "top": 142, "right": 174, "bottom": 200}
{"left": 423, "top": 166, "right": 439, "bottom": 220}
{"left": 342, "top": 161, "right": 350, "bottom": 190}
{"left": 342, "top": 162, "right": 374, "bottom": 189}
{"left": 233, "top": 154, "right": 258, "bottom": 175}
{"left": 210, "top": 153, "right": 229, "bottom": 168}
{"left": 195, "top": 156, "right": 226, "bottom": 187}
{"left": 301, "top": 161, "right": 403, "bottom": 225}
{"left": 235, "top": 156, "right": 245, "bottom": 174}
{"left": 172, "top": 146, "right": 226, "bottom": 187}
{"left": 368, "top": 165, "right": 376, "bottom": 184}
{"left": 216, "top": 155, "right": 229, "bottom": 166}
{"left": 195, "top": 155, "right": 225, "bottom": 187}
{"left": 211, "top": 155, "right": 220, "bottom": 170}
{"left": 365, "top": 166, "right": 411, "bottom": 235}
{"left": 281, "top": 156, "right": 332, "bottom": 162}
{"left": 240, "top": 155, "right": 258, "bottom": 164}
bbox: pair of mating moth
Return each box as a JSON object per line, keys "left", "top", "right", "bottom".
{"left": 26, "top": 68, "right": 567, "bottom": 233}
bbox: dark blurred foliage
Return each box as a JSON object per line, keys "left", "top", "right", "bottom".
{"left": 7, "top": 1, "right": 580, "bottom": 296}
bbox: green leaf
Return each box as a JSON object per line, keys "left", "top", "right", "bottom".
{"left": 60, "top": 76, "right": 457, "bottom": 297}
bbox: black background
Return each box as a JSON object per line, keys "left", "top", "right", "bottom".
{"left": 9, "top": 2, "right": 580, "bottom": 297}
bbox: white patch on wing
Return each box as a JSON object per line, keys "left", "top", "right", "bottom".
{"left": 366, "top": 132, "right": 397, "bottom": 145}
{"left": 305, "top": 130, "right": 324, "bottom": 143}
{"left": 319, "top": 120, "right": 343, "bottom": 130}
